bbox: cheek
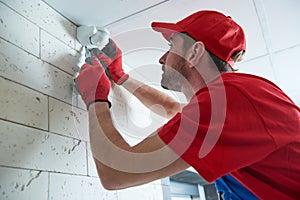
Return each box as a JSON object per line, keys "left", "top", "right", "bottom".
{"left": 166, "top": 51, "right": 184, "bottom": 65}
{"left": 170, "top": 46, "right": 186, "bottom": 58}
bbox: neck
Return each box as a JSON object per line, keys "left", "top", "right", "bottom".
{"left": 182, "top": 65, "right": 222, "bottom": 101}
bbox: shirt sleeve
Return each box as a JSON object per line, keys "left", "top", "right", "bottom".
{"left": 158, "top": 85, "right": 277, "bottom": 182}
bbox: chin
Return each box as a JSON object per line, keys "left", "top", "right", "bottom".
{"left": 161, "top": 82, "right": 181, "bottom": 92}
{"left": 161, "top": 84, "right": 169, "bottom": 90}
{"left": 161, "top": 81, "right": 169, "bottom": 90}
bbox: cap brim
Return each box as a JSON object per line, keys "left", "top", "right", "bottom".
{"left": 151, "top": 22, "right": 184, "bottom": 40}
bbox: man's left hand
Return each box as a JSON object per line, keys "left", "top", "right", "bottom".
{"left": 76, "top": 57, "right": 111, "bottom": 109}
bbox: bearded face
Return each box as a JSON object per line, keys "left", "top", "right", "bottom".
{"left": 161, "top": 51, "right": 190, "bottom": 92}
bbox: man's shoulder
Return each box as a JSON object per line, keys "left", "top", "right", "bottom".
{"left": 219, "top": 72, "right": 281, "bottom": 91}
{"left": 221, "top": 72, "right": 272, "bottom": 83}
{"left": 198, "top": 72, "right": 275, "bottom": 94}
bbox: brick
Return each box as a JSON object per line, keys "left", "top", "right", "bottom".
{"left": 0, "top": 167, "right": 48, "bottom": 200}
{"left": 49, "top": 97, "right": 89, "bottom": 141}
{"left": 0, "top": 3, "right": 39, "bottom": 56}
{"left": 0, "top": 77, "right": 48, "bottom": 130}
{"left": 0, "top": 120, "right": 87, "bottom": 175}
{"left": 41, "top": 30, "right": 79, "bottom": 75}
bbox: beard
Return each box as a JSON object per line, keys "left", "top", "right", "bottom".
{"left": 161, "top": 56, "right": 190, "bottom": 92}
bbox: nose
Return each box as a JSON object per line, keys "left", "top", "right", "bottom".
{"left": 159, "top": 51, "right": 169, "bottom": 64}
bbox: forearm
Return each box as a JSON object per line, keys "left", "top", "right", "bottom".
{"left": 88, "top": 102, "right": 130, "bottom": 157}
{"left": 88, "top": 102, "right": 144, "bottom": 189}
{"left": 88, "top": 102, "right": 189, "bottom": 190}
{"left": 122, "top": 77, "right": 182, "bottom": 118}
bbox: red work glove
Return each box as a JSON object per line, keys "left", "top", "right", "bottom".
{"left": 76, "top": 58, "right": 111, "bottom": 109}
{"left": 96, "top": 39, "right": 129, "bottom": 85}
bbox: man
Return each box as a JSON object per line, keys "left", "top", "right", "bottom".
{"left": 76, "top": 10, "right": 300, "bottom": 199}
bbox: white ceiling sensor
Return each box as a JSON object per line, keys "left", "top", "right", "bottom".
{"left": 42, "top": 0, "right": 169, "bottom": 26}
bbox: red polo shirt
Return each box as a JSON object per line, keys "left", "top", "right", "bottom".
{"left": 158, "top": 73, "right": 300, "bottom": 199}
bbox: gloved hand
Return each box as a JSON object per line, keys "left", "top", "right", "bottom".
{"left": 76, "top": 57, "right": 111, "bottom": 109}
{"left": 96, "top": 39, "right": 129, "bottom": 85}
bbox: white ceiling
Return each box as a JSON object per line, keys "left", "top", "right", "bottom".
{"left": 43, "top": 0, "right": 169, "bottom": 27}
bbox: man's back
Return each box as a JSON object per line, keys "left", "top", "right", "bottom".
{"left": 225, "top": 73, "right": 300, "bottom": 199}
{"left": 158, "top": 72, "right": 300, "bottom": 199}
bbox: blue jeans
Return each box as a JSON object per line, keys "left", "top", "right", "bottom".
{"left": 214, "top": 174, "right": 259, "bottom": 200}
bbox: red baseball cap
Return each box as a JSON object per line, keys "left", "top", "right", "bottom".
{"left": 151, "top": 10, "right": 246, "bottom": 66}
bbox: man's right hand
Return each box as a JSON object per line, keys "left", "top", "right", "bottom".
{"left": 97, "top": 39, "right": 129, "bottom": 85}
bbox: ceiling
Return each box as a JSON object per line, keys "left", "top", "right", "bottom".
{"left": 43, "top": 0, "right": 170, "bottom": 27}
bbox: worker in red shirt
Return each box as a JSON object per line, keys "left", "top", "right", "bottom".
{"left": 76, "top": 10, "right": 300, "bottom": 200}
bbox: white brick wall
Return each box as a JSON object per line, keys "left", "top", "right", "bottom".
{"left": 0, "top": 0, "right": 165, "bottom": 199}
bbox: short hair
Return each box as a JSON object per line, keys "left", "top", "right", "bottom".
{"left": 180, "top": 32, "right": 245, "bottom": 72}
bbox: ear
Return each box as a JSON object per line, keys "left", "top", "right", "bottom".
{"left": 187, "top": 41, "right": 205, "bottom": 67}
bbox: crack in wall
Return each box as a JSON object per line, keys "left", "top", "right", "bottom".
{"left": 26, "top": 171, "right": 42, "bottom": 187}
{"left": 20, "top": 171, "right": 42, "bottom": 191}
{"left": 67, "top": 140, "right": 82, "bottom": 154}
